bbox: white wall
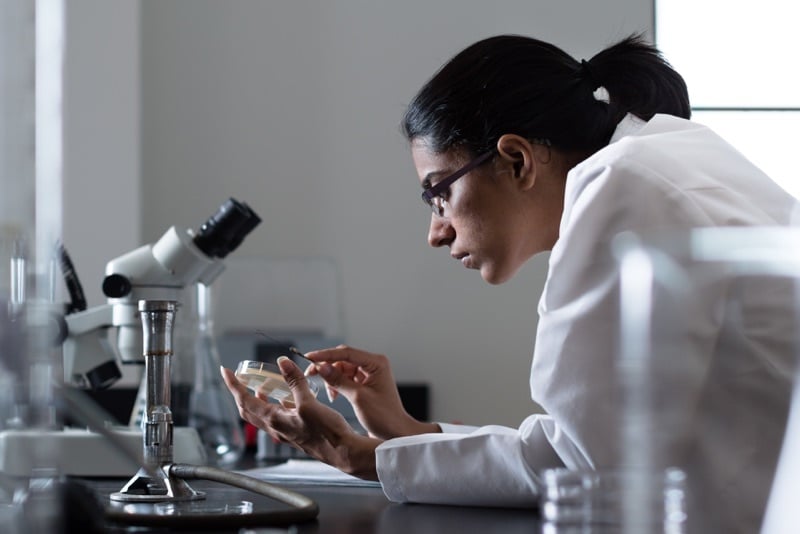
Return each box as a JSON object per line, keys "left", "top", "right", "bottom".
{"left": 63, "top": 0, "right": 140, "bottom": 304}
{"left": 67, "top": 0, "right": 652, "bottom": 427}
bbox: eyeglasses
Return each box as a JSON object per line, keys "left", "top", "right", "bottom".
{"left": 421, "top": 151, "right": 495, "bottom": 217}
{"left": 420, "top": 138, "right": 552, "bottom": 217}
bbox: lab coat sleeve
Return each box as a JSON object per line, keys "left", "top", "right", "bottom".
{"left": 375, "top": 414, "right": 580, "bottom": 507}
{"left": 435, "top": 422, "right": 479, "bottom": 434}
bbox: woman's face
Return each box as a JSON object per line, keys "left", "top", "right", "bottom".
{"left": 412, "top": 139, "right": 556, "bottom": 285}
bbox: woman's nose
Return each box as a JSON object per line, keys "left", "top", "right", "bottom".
{"left": 427, "top": 214, "right": 454, "bottom": 248}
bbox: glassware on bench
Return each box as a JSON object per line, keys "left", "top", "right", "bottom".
{"left": 174, "top": 283, "right": 246, "bottom": 467}
{"left": 234, "top": 360, "right": 324, "bottom": 407}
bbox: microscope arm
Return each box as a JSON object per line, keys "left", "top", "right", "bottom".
{"left": 60, "top": 229, "right": 226, "bottom": 390}
{"left": 63, "top": 304, "right": 120, "bottom": 390}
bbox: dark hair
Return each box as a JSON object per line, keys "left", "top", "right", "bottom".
{"left": 401, "top": 34, "right": 690, "bottom": 155}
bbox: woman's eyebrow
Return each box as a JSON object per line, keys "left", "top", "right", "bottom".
{"left": 422, "top": 171, "right": 444, "bottom": 187}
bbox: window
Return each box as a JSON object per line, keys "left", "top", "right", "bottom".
{"left": 655, "top": 1, "right": 800, "bottom": 198}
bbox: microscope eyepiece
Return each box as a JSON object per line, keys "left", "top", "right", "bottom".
{"left": 103, "top": 273, "right": 133, "bottom": 298}
{"left": 193, "top": 198, "right": 261, "bottom": 258}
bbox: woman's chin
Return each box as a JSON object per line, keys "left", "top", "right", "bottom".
{"left": 480, "top": 265, "right": 508, "bottom": 285}
{"left": 480, "top": 261, "right": 520, "bottom": 285}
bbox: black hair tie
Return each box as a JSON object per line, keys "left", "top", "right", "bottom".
{"left": 579, "top": 59, "right": 600, "bottom": 89}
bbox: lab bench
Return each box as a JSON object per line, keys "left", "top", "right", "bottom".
{"left": 74, "top": 475, "right": 541, "bottom": 533}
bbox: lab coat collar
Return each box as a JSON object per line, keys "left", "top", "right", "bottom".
{"left": 608, "top": 113, "right": 647, "bottom": 144}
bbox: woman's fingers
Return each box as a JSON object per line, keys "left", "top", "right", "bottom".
{"left": 220, "top": 365, "right": 252, "bottom": 409}
{"left": 314, "top": 361, "right": 351, "bottom": 388}
{"left": 221, "top": 365, "right": 285, "bottom": 428}
{"left": 221, "top": 362, "right": 377, "bottom": 475}
{"left": 305, "top": 347, "right": 390, "bottom": 397}
{"left": 305, "top": 345, "right": 388, "bottom": 371}
{"left": 277, "top": 356, "right": 317, "bottom": 406}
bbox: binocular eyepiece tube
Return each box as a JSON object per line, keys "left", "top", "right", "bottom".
{"left": 193, "top": 197, "right": 261, "bottom": 259}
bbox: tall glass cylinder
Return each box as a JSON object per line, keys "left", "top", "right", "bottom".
{"left": 1, "top": 0, "right": 65, "bottom": 532}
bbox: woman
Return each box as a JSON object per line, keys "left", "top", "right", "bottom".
{"left": 222, "top": 34, "right": 797, "bottom": 532}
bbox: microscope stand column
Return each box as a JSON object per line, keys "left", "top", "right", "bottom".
{"left": 111, "top": 300, "right": 204, "bottom": 503}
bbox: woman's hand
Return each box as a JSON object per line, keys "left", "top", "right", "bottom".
{"left": 220, "top": 357, "right": 381, "bottom": 480}
{"left": 304, "top": 345, "right": 440, "bottom": 440}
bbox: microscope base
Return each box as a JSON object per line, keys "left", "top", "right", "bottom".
{"left": 0, "top": 426, "right": 207, "bottom": 477}
{"left": 111, "top": 465, "right": 206, "bottom": 502}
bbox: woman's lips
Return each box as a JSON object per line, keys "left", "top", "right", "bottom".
{"left": 455, "top": 253, "right": 474, "bottom": 269}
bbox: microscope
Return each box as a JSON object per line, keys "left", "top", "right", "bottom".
{"left": 1, "top": 198, "right": 321, "bottom": 525}
{"left": 63, "top": 197, "right": 261, "bottom": 389}
{"left": 0, "top": 197, "right": 261, "bottom": 477}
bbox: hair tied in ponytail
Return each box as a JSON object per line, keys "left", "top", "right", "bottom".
{"left": 579, "top": 59, "right": 600, "bottom": 87}
{"left": 579, "top": 59, "right": 610, "bottom": 103}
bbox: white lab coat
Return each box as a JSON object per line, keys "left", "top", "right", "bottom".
{"left": 375, "top": 114, "right": 798, "bottom": 533}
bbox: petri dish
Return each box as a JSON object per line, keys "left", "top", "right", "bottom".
{"left": 234, "top": 360, "right": 322, "bottom": 404}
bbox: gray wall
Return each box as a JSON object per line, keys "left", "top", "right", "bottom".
{"left": 65, "top": 0, "right": 652, "bottom": 427}
{"left": 64, "top": 0, "right": 140, "bottom": 299}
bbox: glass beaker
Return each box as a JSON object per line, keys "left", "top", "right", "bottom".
{"left": 173, "top": 282, "right": 245, "bottom": 467}
{"left": 541, "top": 468, "right": 687, "bottom": 534}
{"left": 612, "top": 228, "right": 800, "bottom": 534}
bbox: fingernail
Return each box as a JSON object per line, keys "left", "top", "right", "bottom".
{"left": 277, "top": 356, "right": 291, "bottom": 372}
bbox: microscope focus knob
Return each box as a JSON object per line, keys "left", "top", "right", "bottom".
{"left": 103, "top": 274, "right": 132, "bottom": 298}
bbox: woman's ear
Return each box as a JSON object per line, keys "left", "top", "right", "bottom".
{"left": 496, "top": 134, "right": 539, "bottom": 190}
